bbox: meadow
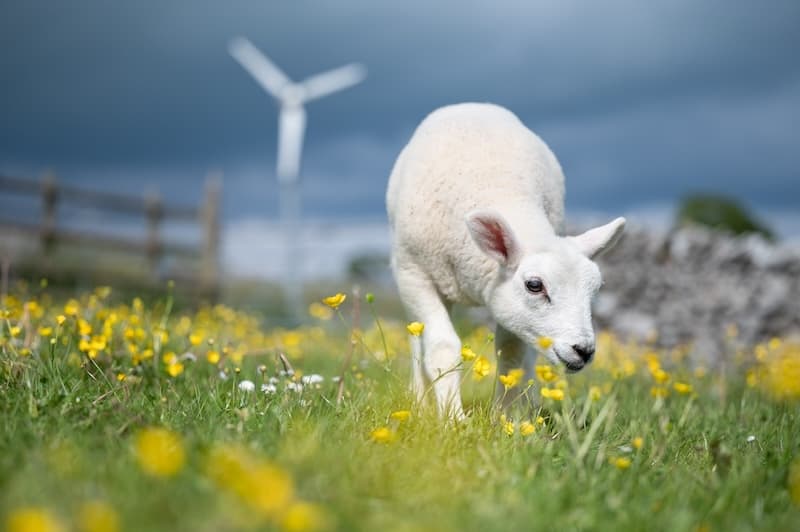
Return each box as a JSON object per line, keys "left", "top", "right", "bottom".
{"left": 1, "top": 283, "right": 799, "bottom": 532}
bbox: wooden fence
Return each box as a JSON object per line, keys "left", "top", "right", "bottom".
{"left": 0, "top": 173, "right": 221, "bottom": 296}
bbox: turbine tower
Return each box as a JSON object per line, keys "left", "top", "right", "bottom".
{"left": 229, "top": 37, "right": 366, "bottom": 317}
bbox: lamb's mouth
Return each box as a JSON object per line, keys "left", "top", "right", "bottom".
{"left": 556, "top": 354, "right": 585, "bottom": 373}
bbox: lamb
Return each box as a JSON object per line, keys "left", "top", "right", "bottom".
{"left": 386, "top": 103, "right": 625, "bottom": 418}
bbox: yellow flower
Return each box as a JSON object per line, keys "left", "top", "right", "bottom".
{"left": 5, "top": 507, "right": 64, "bottom": 532}
{"left": 86, "top": 335, "right": 106, "bottom": 352}
{"left": 673, "top": 382, "right": 693, "bottom": 394}
{"left": 9, "top": 325, "right": 21, "bottom": 337}
{"left": 189, "top": 332, "right": 204, "bottom": 346}
{"left": 612, "top": 457, "right": 631, "bottom": 470}
{"left": 632, "top": 436, "right": 644, "bottom": 450}
{"left": 499, "top": 368, "right": 525, "bottom": 389}
{"left": 519, "top": 421, "right": 536, "bottom": 436}
{"left": 406, "top": 321, "right": 424, "bottom": 337}
{"left": 95, "top": 286, "right": 112, "bottom": 299}
{"left": 205, "top": 444, "right": 294, "bottom": 517}
{"left": 308, "top": 302, "right": 333, "bottom": 320}
{"left": 537, "top": 336, "right": 553, "bottom": 350}
{"left": 536, "top": 416, "right": 546, "bottom": 426}
{"left": 38, "top": 326, "right": 53, "bottom": 337}
{"left": 167, "top": 362, "right": 184, "bottom": 378}
{"left": 56, "top": 315, "right": 66, "bottom": 326}
{"left": 206, "top": 350, "right": 220, "bottom": 364}
{"left": 78, "top": 319, "right": 92, "bottom": 336}
{"left": 755, "top": 344, "right": 769, "bottom": 362}
{"left": 650, "top": 386, "right": 669, "bottom": 399}
{"left": 25, "top": 300, "right": 44, "bottom": 318}
{"left": 499, "top": 414, "right": 515, "bottom": 436}
{"left": 789, "top": 456, "right": 800, "bottom": 506}
{"left": 370, "top": 426, "right": 395, "bottom": 443}
{"left": 540, "top": 387, "right": 564, "bottom": 401}
{"left": 589, "top": 385, "right": 602, "bottom": 401}
{"left": 77, "top": 501, "right": 120, "bottom": 532}
{"left": 535, "top": 365, "right": 558, "bottom": 383}
{"left": 472, "top": 355, "right": 491, "bottom": 380}
{"left": 746, "top": 368, "right": 759, "bottom": 388}
{"left": 134, "top": 427, "right": 185, "bottom": 477}
{"left": 116, "top": 373, "right": 126, "bottom": 382}
{"left": 460, "top": 345, "right": 477, "bottom": 361}
{"left": 322, "top": 293, "right": 346, "bottom": 309}
{"left": 652, "top": 368, "right": 670, "bottom": 384}
{"left": 64, "top": 299, "right": 80, "bottom": 317}
{"left": 390, "top": 410, "right": 411, "bottom": 422}
{"left": 760, "top": 347, "right": 800, "bottom": 401}
{"left": 282, "top": 501, "right": 326, "bottom": 532}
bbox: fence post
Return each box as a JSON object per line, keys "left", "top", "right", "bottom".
{"left": 144, "top": 191, "right": 163, "bottom": 278}
{"left": 40, "top": 172, "right": 58, "bottom": 256}
{"left": 201, "top": 173, "right": 221, "bottom": 298}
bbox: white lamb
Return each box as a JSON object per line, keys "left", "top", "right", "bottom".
{"left": 386, "top": 103, "right": 625, "bottom": 418}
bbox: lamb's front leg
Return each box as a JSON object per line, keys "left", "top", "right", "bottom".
{"left": 395, "top": 267, "right": 464, "bottom": 419}
{"left": 495, "top": 325, "right": 537, "bottom": 414}
{"left": 421, "top": 309, "right": 464, "bottom": 419}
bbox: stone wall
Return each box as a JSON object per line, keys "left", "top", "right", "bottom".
{"left": 594, "top": 226, "right": 800, "bottom": 360}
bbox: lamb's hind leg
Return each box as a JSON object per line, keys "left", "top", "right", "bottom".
{"left": 495, "top": 325, "right": 537, "bottom": 414}
{"left": 395, "top": 265, "right": 463, "bottom": 419}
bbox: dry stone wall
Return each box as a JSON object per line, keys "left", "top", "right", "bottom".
{"left": 594, "top": 226, "right": 800, "bottom": 361}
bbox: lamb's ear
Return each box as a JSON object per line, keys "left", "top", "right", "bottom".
{"left": 465, "top": 210, "right": 522, "bottom": 269}
{"left": 570, "top": 217, "right": 626, "bottom": 259}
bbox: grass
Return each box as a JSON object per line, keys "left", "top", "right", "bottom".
{"left": 1, "top": 284, "right": 799, "bottom": 532}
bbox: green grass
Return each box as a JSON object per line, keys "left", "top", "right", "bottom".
{"left": 1, "top": 287, "right": 799, "bottom": 532}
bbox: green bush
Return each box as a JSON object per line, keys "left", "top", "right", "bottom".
{"left": 676, "top": 195, "right": 774, "bottom": 240}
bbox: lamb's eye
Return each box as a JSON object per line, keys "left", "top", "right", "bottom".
{"left": 525, "top": 278, "right": 545, "bottom": 294}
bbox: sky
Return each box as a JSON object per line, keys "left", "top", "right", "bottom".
{"left": 1, "top": 1, "right": 799, "bottom": 276}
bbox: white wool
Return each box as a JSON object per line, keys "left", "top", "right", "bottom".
{"left": 386, "top": 103, "right": 625, "bottom": 418}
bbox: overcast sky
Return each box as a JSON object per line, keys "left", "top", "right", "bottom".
{"left": 1, "top": 1, "right": 799, "bottom": 235}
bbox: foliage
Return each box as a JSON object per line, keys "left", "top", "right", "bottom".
{"left": 1, "top": 283, "right": 799, "bottom": 531}
{"left": 676, "top": 195, "right": 774, "bottom": 239}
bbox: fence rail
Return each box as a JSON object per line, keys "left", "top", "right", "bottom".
{"left": 0, "top": 173, "right": 221, "bottom": 296}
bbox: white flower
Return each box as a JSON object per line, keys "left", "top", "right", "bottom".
{"left": 261, "top": 383, "right": 277, "bottom": 394}
{"left": 746, "top": 435, "right": 756, "bottom": 443}
{"left": 331, "top": 376, "right": 342, "bottom": 383}
{"left": 286, "top": 381, "right": 303, "bottom": 392}
{"left": 180, "top": 352, "right": 197, "bottom": 362}
{"left": 268, "top": 376, "right": 280, "bottom": 384}
{"left": 618, "top": 445, "right": 633, "bottom": 454}
{"left": 301, "top": 374, "right": 324, "bottom": 385}
{"left": 218, "top": 371, "right": 229, "bottom": 381}
{"left": 238, "top": 380, "right": 255, "bottom": 392}
{"left": 279, "top": 369, "right": 295, "bottom": 377}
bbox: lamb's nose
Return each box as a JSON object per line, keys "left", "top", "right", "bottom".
{"left": 572, "top": 344, "right": 595, "bottom": 362}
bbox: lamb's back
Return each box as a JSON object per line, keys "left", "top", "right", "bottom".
{"left": 387, "top": 103, "right": 565, "bottom": 304}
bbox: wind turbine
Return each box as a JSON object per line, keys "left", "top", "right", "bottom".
{"left": 228, "top": 37, "right": 366, "bottom": 317}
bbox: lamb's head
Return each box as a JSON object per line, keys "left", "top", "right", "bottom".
{"left": 466, "top": 210, "right": 625, "bottom": 372}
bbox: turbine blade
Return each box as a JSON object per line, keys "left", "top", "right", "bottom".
{"left": 228, "top": 36, "right": 291, "bottom": 99}
{"left": 277, "top": 106, "right": 307, "bottom": 183}
{"left": 300, "top": 63, "right": 366, "bottom": 102}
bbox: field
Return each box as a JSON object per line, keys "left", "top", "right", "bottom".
{"left": 1, "top": 284, "right": 799, "bottom": 532}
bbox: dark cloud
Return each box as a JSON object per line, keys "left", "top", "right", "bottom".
{"left": 1, "top": 0, "right": 798, "bottom": 224}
